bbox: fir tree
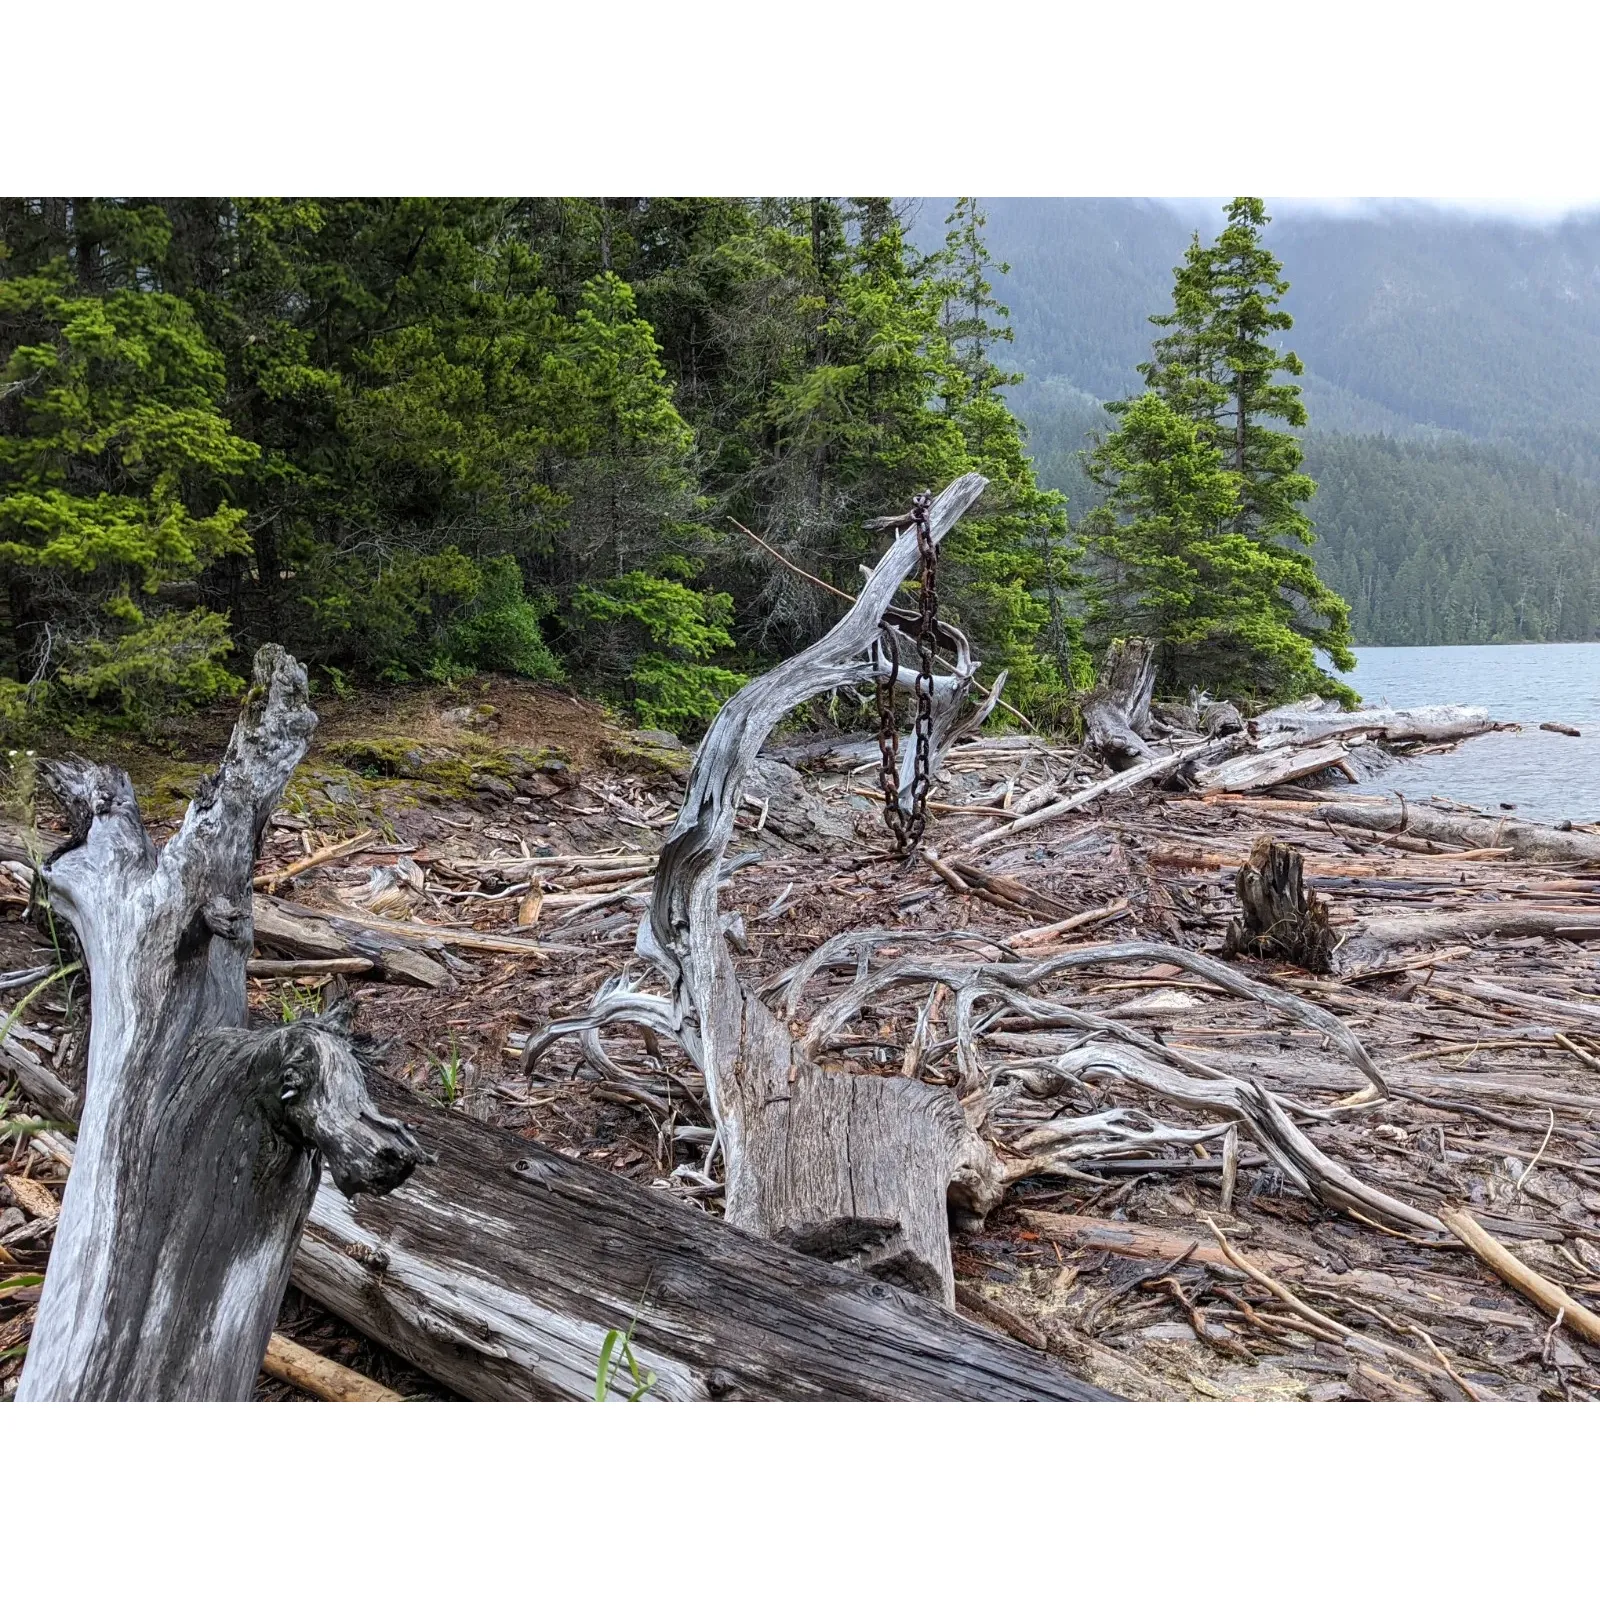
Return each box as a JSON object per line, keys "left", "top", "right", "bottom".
{"left": 1093, "top": 198, "right": 1355, "bottom": 703}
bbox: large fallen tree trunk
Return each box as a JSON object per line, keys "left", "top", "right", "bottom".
{"left": 293, "top": 1072, "right": 1110, "bottom": 1401}
{"left": 1316, "top": 801, "right": 1600, "bottom": 863}
{"left": 1254, "top": 702, "right": 1500, "bottom": 743}
{"left": 19, "top": 647, "right": 423, "bottom": 1402}
{"left": 526, "top": 476, "right": 1006, "bottom": 1307}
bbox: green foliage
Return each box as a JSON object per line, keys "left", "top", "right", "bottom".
{"left": 1084, "top": 201, "right": 1355, "bottom": 705}
{"left": 574, "top": 570, "right": 745, "bottom": 730}
{"left": 57, "top": 600, "right": 243, "bottom": 729}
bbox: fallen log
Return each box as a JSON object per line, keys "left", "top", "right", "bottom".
{"left": 292, "top": 1070, "right": 1111, "bottom": 1401}
{"left": 1316, "top": 801, "right": 1600, "bottom": 863}
{"left": 1338, "top": 907, "right": 1600, "bottom": 971}
{"left": 19, "top": 648, "right": 424, "bottom": 1402}
{"left": 1194, "top": 736, "right": 1353, "bottom": 795}
{"left": 251, "top": 899, "right": 449, "bottom": 987}
{"left": 1255, "top": 702, "right": 1499, "bottom": 743}
{"left": 525, "top": 477, "right": 1008, "bottom": 1308}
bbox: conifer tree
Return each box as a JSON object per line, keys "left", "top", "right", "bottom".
{"left": 1091, "top": 198, "right": 1355, "bottom": 704}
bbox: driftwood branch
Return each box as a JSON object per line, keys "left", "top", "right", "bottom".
{"left": 527, "top": 476, "right": 1005, "bottom": 1305}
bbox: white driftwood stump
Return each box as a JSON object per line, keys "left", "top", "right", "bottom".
{"left": 527, "top": 474, "right": 1004, "bottom": 1305}
{"left": 19, "top": 646, "right": 424, "bottom": 1402}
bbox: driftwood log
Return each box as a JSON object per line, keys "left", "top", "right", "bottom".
{"left": 292, "top": 1071, "right": 1110, "bottom": 1400}
{"left": 1316, "top": 801, "right": 1600, "bottom": 863}
{"left": 526, "top": 477, "right": 1006, "bottom": 1307}
{"left": 19, "top": 647, "right": 424, "bottom": 1402}
{"left": 1224, "top": 837, "right": 1336, "bottom": 973}
{"left": 1083, "top": 637, "right": 1157, "bottom": 770}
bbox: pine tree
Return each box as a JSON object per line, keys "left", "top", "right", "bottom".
{"left": 1092, "top": 198, "right": 1355, "bottom": 704}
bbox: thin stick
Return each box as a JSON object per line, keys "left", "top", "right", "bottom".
{"left": 1201, "top": 1217, "right": 1461, "bottom": 1390}
{"left": 254, "top": 828, "right": 376, "bottom": 892}
{"left": 1514, "top": 1109, "right": 1556, "bottom": 1192}
{"left": 1555, "top": 1033, "right": 1600, "bottom": 1072}
{"left": 262, "top": 1333, "right": 405, "bottom": 1401}
{"left": 1406, "top": 1323, "right": 1486, "bottom": 1401}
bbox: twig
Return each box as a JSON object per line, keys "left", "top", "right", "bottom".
{"left": 254, "top": 829, "right": 377, "bottom": 892}
{"left": 1555, "top": 1033, "right": 1600, "bottom": 1072}
{"left": 1201, "top": 1217, "right": 1463, "bottom": 1392}
{"left": 1514, "top": 1109, "right": 1556, "bottom": 1192}
{"left": 1405, "top": 1323, "right": 1486, "bottom": 1401}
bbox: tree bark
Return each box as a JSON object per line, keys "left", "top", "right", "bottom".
{"left": 19, "top": 646, "right": 424, "bottom": 1402}
{"left": 1083, "top": 637, "right": 1158, "bottom": 770}
{"left": 1223, "top": 836, "right": 1336, "bottom": 974}
{"left": 293, "top": 1071, "right": 1111, "bottom": 1401}
{"left": 525, "top": 477, "right": 1005, "bottom": 1307}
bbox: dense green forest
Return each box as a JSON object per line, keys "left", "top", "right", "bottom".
{"left": 7, "top": 195, "right": 1597, "bottom": 742}
{"left": 0, "top": 198, "right": 1079, "bottom": 736}
{"left": 1303, "top": 435, "right": 1600, "bottom": 644}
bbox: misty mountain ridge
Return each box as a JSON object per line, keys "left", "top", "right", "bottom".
{"left": 908, "top": 199, "right": 1600, "bottom": 645}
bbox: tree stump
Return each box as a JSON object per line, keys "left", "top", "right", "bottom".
{"left": 1084, "top": 637, "right": 1158, "bottom": 770}
{"left": 19, "top": 647, "right": 424, "bottom": 1402}
{"left": 1223, "top": 835, "right": 1336, "bottom": 975}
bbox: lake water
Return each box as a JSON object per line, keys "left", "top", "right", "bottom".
{"left": 1337, "top": 642, "right": 1600, "bottom": 822}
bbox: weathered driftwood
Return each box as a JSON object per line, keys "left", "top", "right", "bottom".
{"left": 1224, "top": 837, "right": 1336, "bottom": 974}
{"left": 1316, "top": 801, "right": 1600, "bottom": 863}
{"left": 960, "top": 736, "right": 1241, "bottom": 852}
{"left": 1083, "top": 637, "right": 1158, "bottom": 770}
{"left": 1254, "top": 702, "right": 1499, "bottom": 743}
{"left": 293, "top": 1071, "right": 1111, "bottom": 1400}
{"left": 1337, "top": 905, "right": 1600, "bottom": 972}
{"left": 19, "top": 648, "right": 424, "bottom": 1402}
{"left": 1193, "top": 735, "right": 1353, "bottom": 795}
{"left": 252, "top": 897, "right": 450, "bottom": 987}
{"left": 526, "top": 477, "right": 1006, "bottom": 1307}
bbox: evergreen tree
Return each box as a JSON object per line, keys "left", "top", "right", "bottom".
{"left": 1091, "top": 198, "right": 1355, "bottom": 704}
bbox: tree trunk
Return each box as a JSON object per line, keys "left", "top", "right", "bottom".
{"left": 19, "top": 646, "right": 425, "bottom": 1402}
{"left": 294, "top": 1071, "right": 1111, "bottom": 1401}
{"left": 525, "top": 476, "right": 1005, "bottom": 1308}
{"left": 1083, "top": 637, "right": 1158, "bottom": 770}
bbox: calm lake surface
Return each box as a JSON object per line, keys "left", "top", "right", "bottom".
{"left": 1338, "top": 642, "right": 1600, "bottom": 821}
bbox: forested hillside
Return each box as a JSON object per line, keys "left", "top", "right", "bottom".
{"left": 0, "top": 198, "right": 1078, "bottom": 737}
{"left": 915, "top": 198, "right": 1600, "bottom": 647}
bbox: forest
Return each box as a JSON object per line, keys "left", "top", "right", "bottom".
{"left": 0, "top": 197, "right": 1079, "bottom": 740}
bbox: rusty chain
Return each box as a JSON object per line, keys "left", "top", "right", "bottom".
{"left": 876, "top": 492, "right": 938, "bottom": 855}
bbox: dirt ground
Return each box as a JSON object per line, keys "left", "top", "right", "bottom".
{"left": 5, "top": 675, "right": 1600, "bottom": 1400}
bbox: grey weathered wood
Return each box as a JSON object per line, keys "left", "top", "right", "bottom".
{"left": 292, "top": 1071, "right": 1112, "bottom": 1401}
{"left": 1083, "top": 637, "right": 1157, "bottom": 770}
{"left": 19, "top": 647, "right": 425, "bottom": 1402}
{"left": 1316, "top": 801, "right": 1600, "bottom": 863}
{"left": 1253, "top": 703, "right": 1498, "bottom": 743}
{"left": 252, "top": 897, "right": 450, "bottom": 986}
{"left": 1193, "top": 734, "right": 1353, "bottom": 794}
{"left": 526, "top": 477, "right": 1005, "bottom": 1307}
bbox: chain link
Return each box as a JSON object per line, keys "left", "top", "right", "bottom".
{"left": 876, "top": 492, "right": 937, "bottom": 855}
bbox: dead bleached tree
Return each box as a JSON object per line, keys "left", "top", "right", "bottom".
{"left": 526, "top": 475, "right": 1004, "bottom": 1305}
{"left": 19, "top": 646, "right": 424, "bottom": 1402}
